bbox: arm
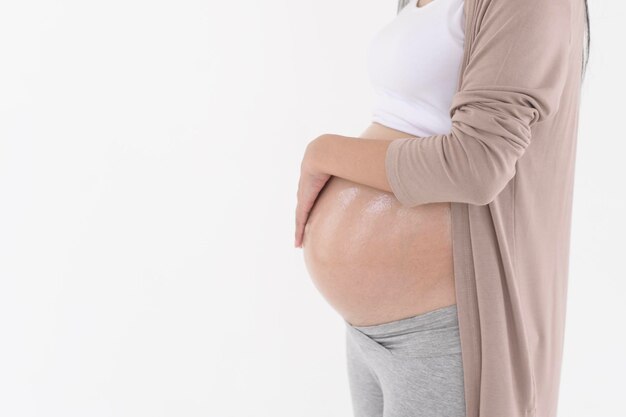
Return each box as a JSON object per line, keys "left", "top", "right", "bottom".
{"left": 383, "top": 0, "right": 573, "bottom": 207}
{"left": 306, "top": 133, "right": 394, "bottom": 195}
{"left": 310, "top": 0, "right": 572, "bottom": 208}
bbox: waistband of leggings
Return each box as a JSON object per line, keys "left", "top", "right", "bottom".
{"left": 349, "top": 304, "right": 458, "bottom": 338}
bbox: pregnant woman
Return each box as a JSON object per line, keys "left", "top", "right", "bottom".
{"left": 294, "top": 0, "right": 589, "bottom": 416}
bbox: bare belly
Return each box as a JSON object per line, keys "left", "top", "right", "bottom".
{"left": 301, "top": 122, "right": 456, "bottom": 327}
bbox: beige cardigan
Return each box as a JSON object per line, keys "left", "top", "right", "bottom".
{"left": 386, "top": 0, "right": 586, "bottom": 416}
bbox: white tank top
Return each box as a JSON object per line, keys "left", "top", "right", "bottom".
{"left": 367, "top": 0, "right": 465, "bottom": 137}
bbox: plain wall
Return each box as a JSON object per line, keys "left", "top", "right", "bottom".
{"left": 0, "top": 0, "right": 622, "bottom": 416}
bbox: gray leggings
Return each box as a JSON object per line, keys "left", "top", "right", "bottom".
{"left": 344, "top": 304, "right": 466, "bottom": 417}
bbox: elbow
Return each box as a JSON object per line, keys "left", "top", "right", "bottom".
{"left": 466, "top": 165, "right": 517, "bottom": 206}
{"left": 392, "top": 168, "right": 515, "bottom": 207}
{"left": 469, "top": 184, "right": 503, "bottom": 206}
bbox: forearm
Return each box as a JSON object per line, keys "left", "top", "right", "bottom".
{"left": 307, "top": 133, "right": 394, "bottom": 193}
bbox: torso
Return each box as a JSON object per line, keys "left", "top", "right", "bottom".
{"left": 301, "top": 122, "right": 456, "bottom": 327}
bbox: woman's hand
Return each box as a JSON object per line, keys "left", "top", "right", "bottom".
{"left": 294, "top": 136, "right": 331, "bottom": 248}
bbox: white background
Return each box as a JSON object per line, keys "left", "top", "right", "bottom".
{"left": 0, "top": 1, "right": 622, "bottom": 416}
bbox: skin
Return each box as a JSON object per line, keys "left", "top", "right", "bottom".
{"left": 295, "top": 133, "right": 391, "bottom": 248}
{"left": 295, "top": 123, "right": 455, "bottom": 327}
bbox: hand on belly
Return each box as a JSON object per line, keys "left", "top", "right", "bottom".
{"left": 301, "top": 175, "right": 456, "bottom": 326}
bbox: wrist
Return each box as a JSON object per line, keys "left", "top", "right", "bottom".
{"left": 305, "top": 134, "right": 334, "bottom": 174}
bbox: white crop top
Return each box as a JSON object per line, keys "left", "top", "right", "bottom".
{"left": 367, "top": 0, "right": 465, "bottom": 137}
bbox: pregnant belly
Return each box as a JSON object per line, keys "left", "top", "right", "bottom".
{"left": 301, "top": 124, "right": 456, "bottom": 327}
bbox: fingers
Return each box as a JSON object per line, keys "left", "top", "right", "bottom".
{"left": 294, "top": 169, "right": 331, "bottom": 248}
{"left": 295, "top": 173, "right": 307, "bottom": 248}
{"left": 295, "top": 177, "right": 318, "bottom": 248}
{"left": 294, "top": 199, "right": 312, "bottom": 248}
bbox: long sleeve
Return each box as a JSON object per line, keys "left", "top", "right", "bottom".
{"left": 385, "top": 0, "right": 573, "bottom": 207}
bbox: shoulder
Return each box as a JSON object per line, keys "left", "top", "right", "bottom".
{"left": 481, "top": 0, "right": 572, "bottom": 23}
{"left": 477, "top": 0, "right": 572, "bottom": 44}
